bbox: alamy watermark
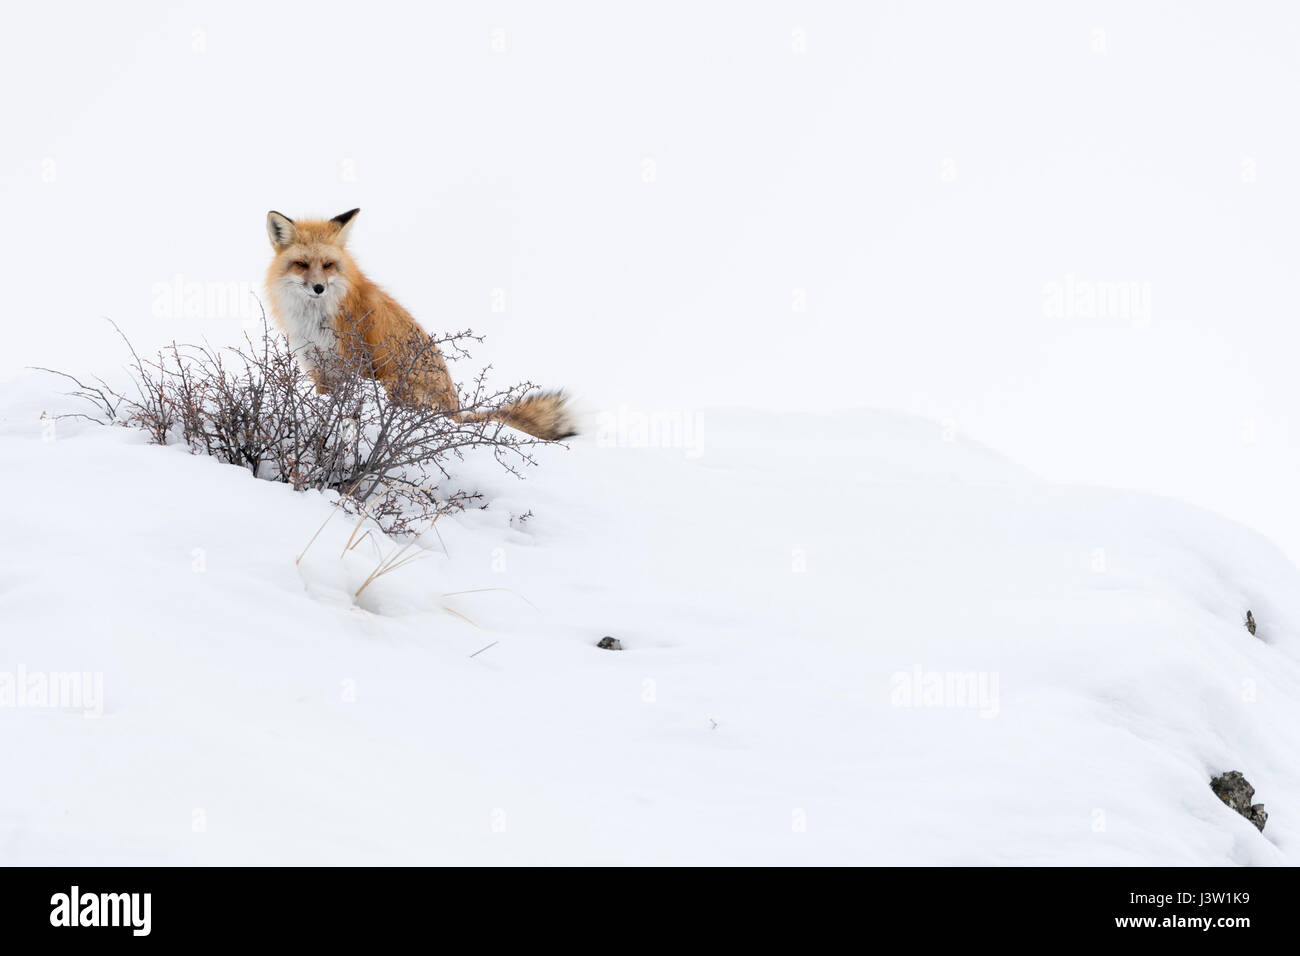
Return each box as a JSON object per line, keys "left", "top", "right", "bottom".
{"left": 152, "top": 274, "right": 262, "bottom": 321}
{"left": 50, "top": 886, "right": 150, "bottom": 936}
{"left": 889, "top": 665, "right": 1000, "bottom": 718}
{"left": 1042, "top": 274, "right": 1151, "bottom": 327}
{"left": 0, "top": 665, "right": 103, "bottom": 717}
{"left": 595, "top": 405, "right": 704, "bottom": 459}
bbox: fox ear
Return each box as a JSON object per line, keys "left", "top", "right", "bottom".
{"left": 330, "top": 208, "right": 360, "bottom": 244}
{"left": 267, "top": 211, "right": 296, "bottom": 249}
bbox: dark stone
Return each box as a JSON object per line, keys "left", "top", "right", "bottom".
{"left": 596, "top": 636, "right": 623, "bottom": 650}
{"left": 1245, "top": 610, "right": 1256, "bottom": 636}
{"left": 1210, "top": 771, "right": 1267, "bottom": 832}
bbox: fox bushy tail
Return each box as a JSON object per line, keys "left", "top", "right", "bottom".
{"left": 456, "top": 390, "right": 576, "bottom": 441}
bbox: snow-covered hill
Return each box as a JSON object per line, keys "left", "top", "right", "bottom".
{"left": 1, "top": 375, "right": 1296, "bottom": 865}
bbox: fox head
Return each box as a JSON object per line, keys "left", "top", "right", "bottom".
{"left": 266, "top": 208, "right": 360, "bottom": 305}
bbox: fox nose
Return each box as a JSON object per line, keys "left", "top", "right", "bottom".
{"left": 312, "top": 283, "right": 325, "bottom": 295}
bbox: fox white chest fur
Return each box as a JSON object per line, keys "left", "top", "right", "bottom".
{"left": 267, "top": 275, "right": 348, "bottom": 374}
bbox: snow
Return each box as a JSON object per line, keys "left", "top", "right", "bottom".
{"left": 1, "top": 377, "right": 1296, "bottom": 864}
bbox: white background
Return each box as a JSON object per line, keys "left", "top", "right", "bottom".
{"left": 3, "top": 1, "right": 1299, "bottom": 561}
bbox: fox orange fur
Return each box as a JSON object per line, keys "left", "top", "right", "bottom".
{"left": 264, "top": 208, "right": 574, "bottom": 440}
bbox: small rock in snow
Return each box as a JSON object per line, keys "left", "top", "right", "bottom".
{"left": 1210, "top": 771, "right": 1267, "bottom": 832}
{"left": 596, "top": 636, "right": 623, "bottom": 650}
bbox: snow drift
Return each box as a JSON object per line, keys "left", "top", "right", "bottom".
{"left": 1, "top": 375, "right": 1297, "bottom": 865}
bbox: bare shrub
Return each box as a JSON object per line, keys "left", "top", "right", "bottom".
{"left": 38, "top": 312, "right": 558, "bottom": 534}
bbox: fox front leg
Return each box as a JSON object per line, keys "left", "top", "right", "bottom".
{"left": 305, "top": 367, "right": 330, "bottom": 395}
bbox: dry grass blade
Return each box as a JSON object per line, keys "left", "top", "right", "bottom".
{"left": 424, "top": 516, "right": 449, "bottom": 557}
{"left": 439, "top": 587, "right": 539, "bottom": 611}
{"left": 441, "top": 604, "right": 480, "bottom": 628}
{"left": 340, "top": 508, "right": 370, "bottom": 558}
{"left": 347, "top": 530, "right": 376, "bottom": 555}
{"left": 354, "top": 539, "right": 427, "bottom": 599}
{"left": 296, "top": 506, "right": 339, "bottom": 565}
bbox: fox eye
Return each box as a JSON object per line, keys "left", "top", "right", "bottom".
{"left": 292, "top": 260, "right": 309, "bottom": 269}
{"left": 323, "top": 261, "right": 335, "bottom": 270}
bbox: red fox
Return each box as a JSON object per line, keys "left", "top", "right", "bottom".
{"left": 264, "top": 208, "right": 575, "bottom": 440}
